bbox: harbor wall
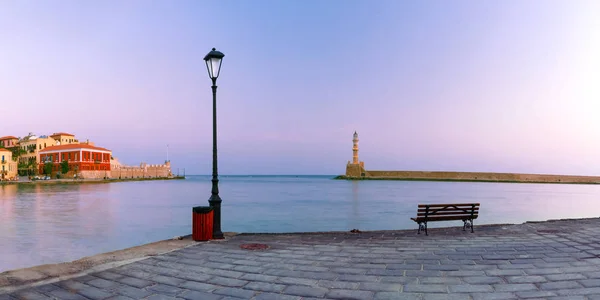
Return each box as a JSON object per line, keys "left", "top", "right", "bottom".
{"left": 361, "top": 170, "right": 600, "bottom": 184}
{"left": 78, "top": 162, "right": 172, "bottom": 179}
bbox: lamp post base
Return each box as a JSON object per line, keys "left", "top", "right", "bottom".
{"left": 209, "top": 195, "right": 224, "bottom": 239}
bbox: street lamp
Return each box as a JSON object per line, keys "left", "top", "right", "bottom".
{"left": 204, "top": 47, "right": 225, "bottom": 239}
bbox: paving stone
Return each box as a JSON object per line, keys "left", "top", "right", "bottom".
{"left": 104, "top": 296, "right": 135, "bottom": 300}
{"left": 113, "top": 284, "right": 154, "bottom": 299}
{"left": 179, "top": 280, "right": 218, "bottom": 291}
{"left": 232, "top": 265, "right": 264, "bottom": 273}
{"left": 586, "top": 272, "right": 600, "bottom": 278}
{"left": 145, "top": 294, "right": 179, "bottom": 300}
{"left": 422, "top": 294, "right": 471, "bottom": 300}
{"left": 462, "top": 276, "right": 504, "bottom": 284}
{"left": 506, "top": 276, "right": 546, "bottom": 283}
{"left": 9, "top": 291, "right": 52, "bottom": 300}
{"left": 540, "top": 280, "right": 584, "bottom": 290}
{"left": 147, "top": 274, "right": 186, "bottom": 286}
{"left": 374, "top": 292, "right": 420, "bottom": 300}
{"left": 403, "top": 284, "right": 448, "bottom": 293}
{"left": 544, "top": 273, "right": 585, "bottom": 281}
{"left": 514, "top": 290, "right": 557, "bottom": 298}
{"left": 317, "top": 280, "right": 359, "bottom": 289}
{"left": 253, "top": 293, "right": 301, "bottom": 300}
{"left": 524, "top": 268, "right": 563, "bottom": 275}
{"left": 179, "top": 290, "right": 223, "bottom": 300}
{"left": 493, "top": 283, "right": 538, "bottom": 292}
{"left": 146, "top": 284, "right": 185, "bottom": 296}
{"left": 326, "top": 289, "right": 374, "bottom": 300}
{"left": 34, "top": 284, "right": 60, "bottom": 292}
{"left": 448, "top": 284, "right": 493, "bottom": 293}
{"left": 419, "top": 277, "right": 461, "bottom": 285}
{"left": 208, "top": 276, "right": 248, "bottom": 287}
{"left": 446, "top": 270, "right": 485, "bottom": 277}
{"left": 75, "top": 285, "right": 116, "bottom": 299}
{"left": 379, "top": 276, "right": 419, "bottom": 284}
{"left": 470, "top": 292, "right": 517, "bottom": 299}
{"left": 283, "top": 285, "right": 329, "bottom": 297}
{"left": 213, "top": 287, "right": 256, "bottom": 298}
{"left": 337, "top": 274, "right": 379, "bottom": 282}
{"left": 276, "top": 276, "right": 318, "bottom": 286}
{"left": 579, "top": 279, "right": 600, "bottom": 287}
{"left": 47, "top": 288, "right": 90, "bottom": 300}
{"left": 244, "top": 281, "right": 286, "bottom": 293}
{"left": 355, "top": 282, "right": 401, "bottom": 292}
{"left": 116, "top": 276, "right": 155, "bottom": 288}
{"left": 484, "top": 269, "right": 524, "bottom": 276}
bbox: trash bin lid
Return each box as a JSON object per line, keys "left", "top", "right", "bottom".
{"left": 193, "top": 206, "right": 214, "bottom": 214}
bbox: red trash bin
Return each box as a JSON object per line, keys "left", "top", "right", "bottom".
{"left": 192, "top": 206, "right": 214, "bottom": 241}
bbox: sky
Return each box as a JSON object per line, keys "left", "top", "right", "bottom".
{"left": 1, "top": 1, "right": 599, "bottom": 176}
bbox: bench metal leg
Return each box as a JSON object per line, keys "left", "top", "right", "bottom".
{"left": 417, "top": 222, "right": 427, "bottom": 235}
{"left": 463, "top": 219, "right": 474, "bottom": 233}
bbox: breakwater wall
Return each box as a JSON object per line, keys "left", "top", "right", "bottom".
{"left": 78, "top": 161, "right": 173, "bottom": 179}
{"left": 340, "top": 170, "right": 600, "bottom": 184}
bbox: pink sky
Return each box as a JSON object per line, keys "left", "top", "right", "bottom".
{"left": 1, "top": 1, "right": 599, "bottom": 175}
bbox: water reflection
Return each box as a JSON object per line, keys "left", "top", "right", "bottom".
{"left": 349, "top": 181, "right": 360, "bottom": 230}
{"left": 0, "top": 183, "right": 120, "bottom": 271}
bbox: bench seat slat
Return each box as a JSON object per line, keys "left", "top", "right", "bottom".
{"left": 417, "top": 203, "right": 480, "bottom": 208}
{"left": 416, "top": 211, "right": 479, "bottom": 217}
{"left": 418, "top": 208, "right": 479, "bottom": 213}
{"left": 412, "top": 215, "right": 479, "bottom": 222}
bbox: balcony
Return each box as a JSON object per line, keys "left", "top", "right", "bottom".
{"left": 1, "top": 160, "right": 5, "bottom": 164}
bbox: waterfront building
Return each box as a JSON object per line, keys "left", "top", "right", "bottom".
{"left": 17, "top": 133, "right": 58, "bottom": 165}
{"left": 49, "top": 132, "right": 79, "bottom": 145}
{"left": 0, "top": 148, "right": 18, "bottom": 180}
{"left": 38, "top": 144, "right": 112, "bottom": 174}
{"left": 0, "top": 136, "right": 19, "bottom": 149}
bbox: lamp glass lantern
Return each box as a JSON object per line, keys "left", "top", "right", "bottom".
{"left": 203, "top": 48, "right": 225, "bottom": 80}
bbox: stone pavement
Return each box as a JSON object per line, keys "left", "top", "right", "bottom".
{"left": 3, "top": 218, "right": 600, "bottom": 300}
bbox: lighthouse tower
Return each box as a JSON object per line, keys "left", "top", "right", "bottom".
{"left": 352, "top": 131, "right": 359, "bottom": 164}
{"left": 346, "top": 131, "right": 365, "bottom": 177}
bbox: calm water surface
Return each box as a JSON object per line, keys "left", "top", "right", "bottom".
{"left": 1, "top": 175, "right": 600, "bottom": 272}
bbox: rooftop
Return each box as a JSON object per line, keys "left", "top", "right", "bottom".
{"left": 39, "top": 143, "right": 111, "bottom": 153}
{"left": 50, "top": 132, "right": 75, "bottom": 137}
{"left": 0, "top": 136, "right": 18, "bottom": 140}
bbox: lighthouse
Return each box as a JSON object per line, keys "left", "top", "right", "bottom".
{"left": 346, "top": 131, "right": 365, "bottom": 177}
{"left": 352, "top": 131, "right": 359, "bottom": 164}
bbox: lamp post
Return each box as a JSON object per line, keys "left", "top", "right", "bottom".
{"left": 204, "top": 47, "right": 225, "bottom": 239}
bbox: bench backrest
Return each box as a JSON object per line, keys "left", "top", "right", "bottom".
{"left": 417, "top": 203, "right": 479, "bottom": 220}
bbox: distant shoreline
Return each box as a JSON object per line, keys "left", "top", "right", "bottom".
{"left": 334, "top": 175, "right": 600, "bottom": 184}
{"left": 335, "top": 170, "right": 600, "bottom": 185}
{"left": 0, "top": 176, "right": 186, "bottom": 186}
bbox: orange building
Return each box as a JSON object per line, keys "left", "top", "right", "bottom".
{"left": 39, "top": 144, "right": 112, "bottom": 173}
{"left": 0, "top": 136, "right": 19, "bottom": 148}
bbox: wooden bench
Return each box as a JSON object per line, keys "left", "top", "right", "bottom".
{"left": 410, "top": 203, "right": 480, "bottom": 236}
